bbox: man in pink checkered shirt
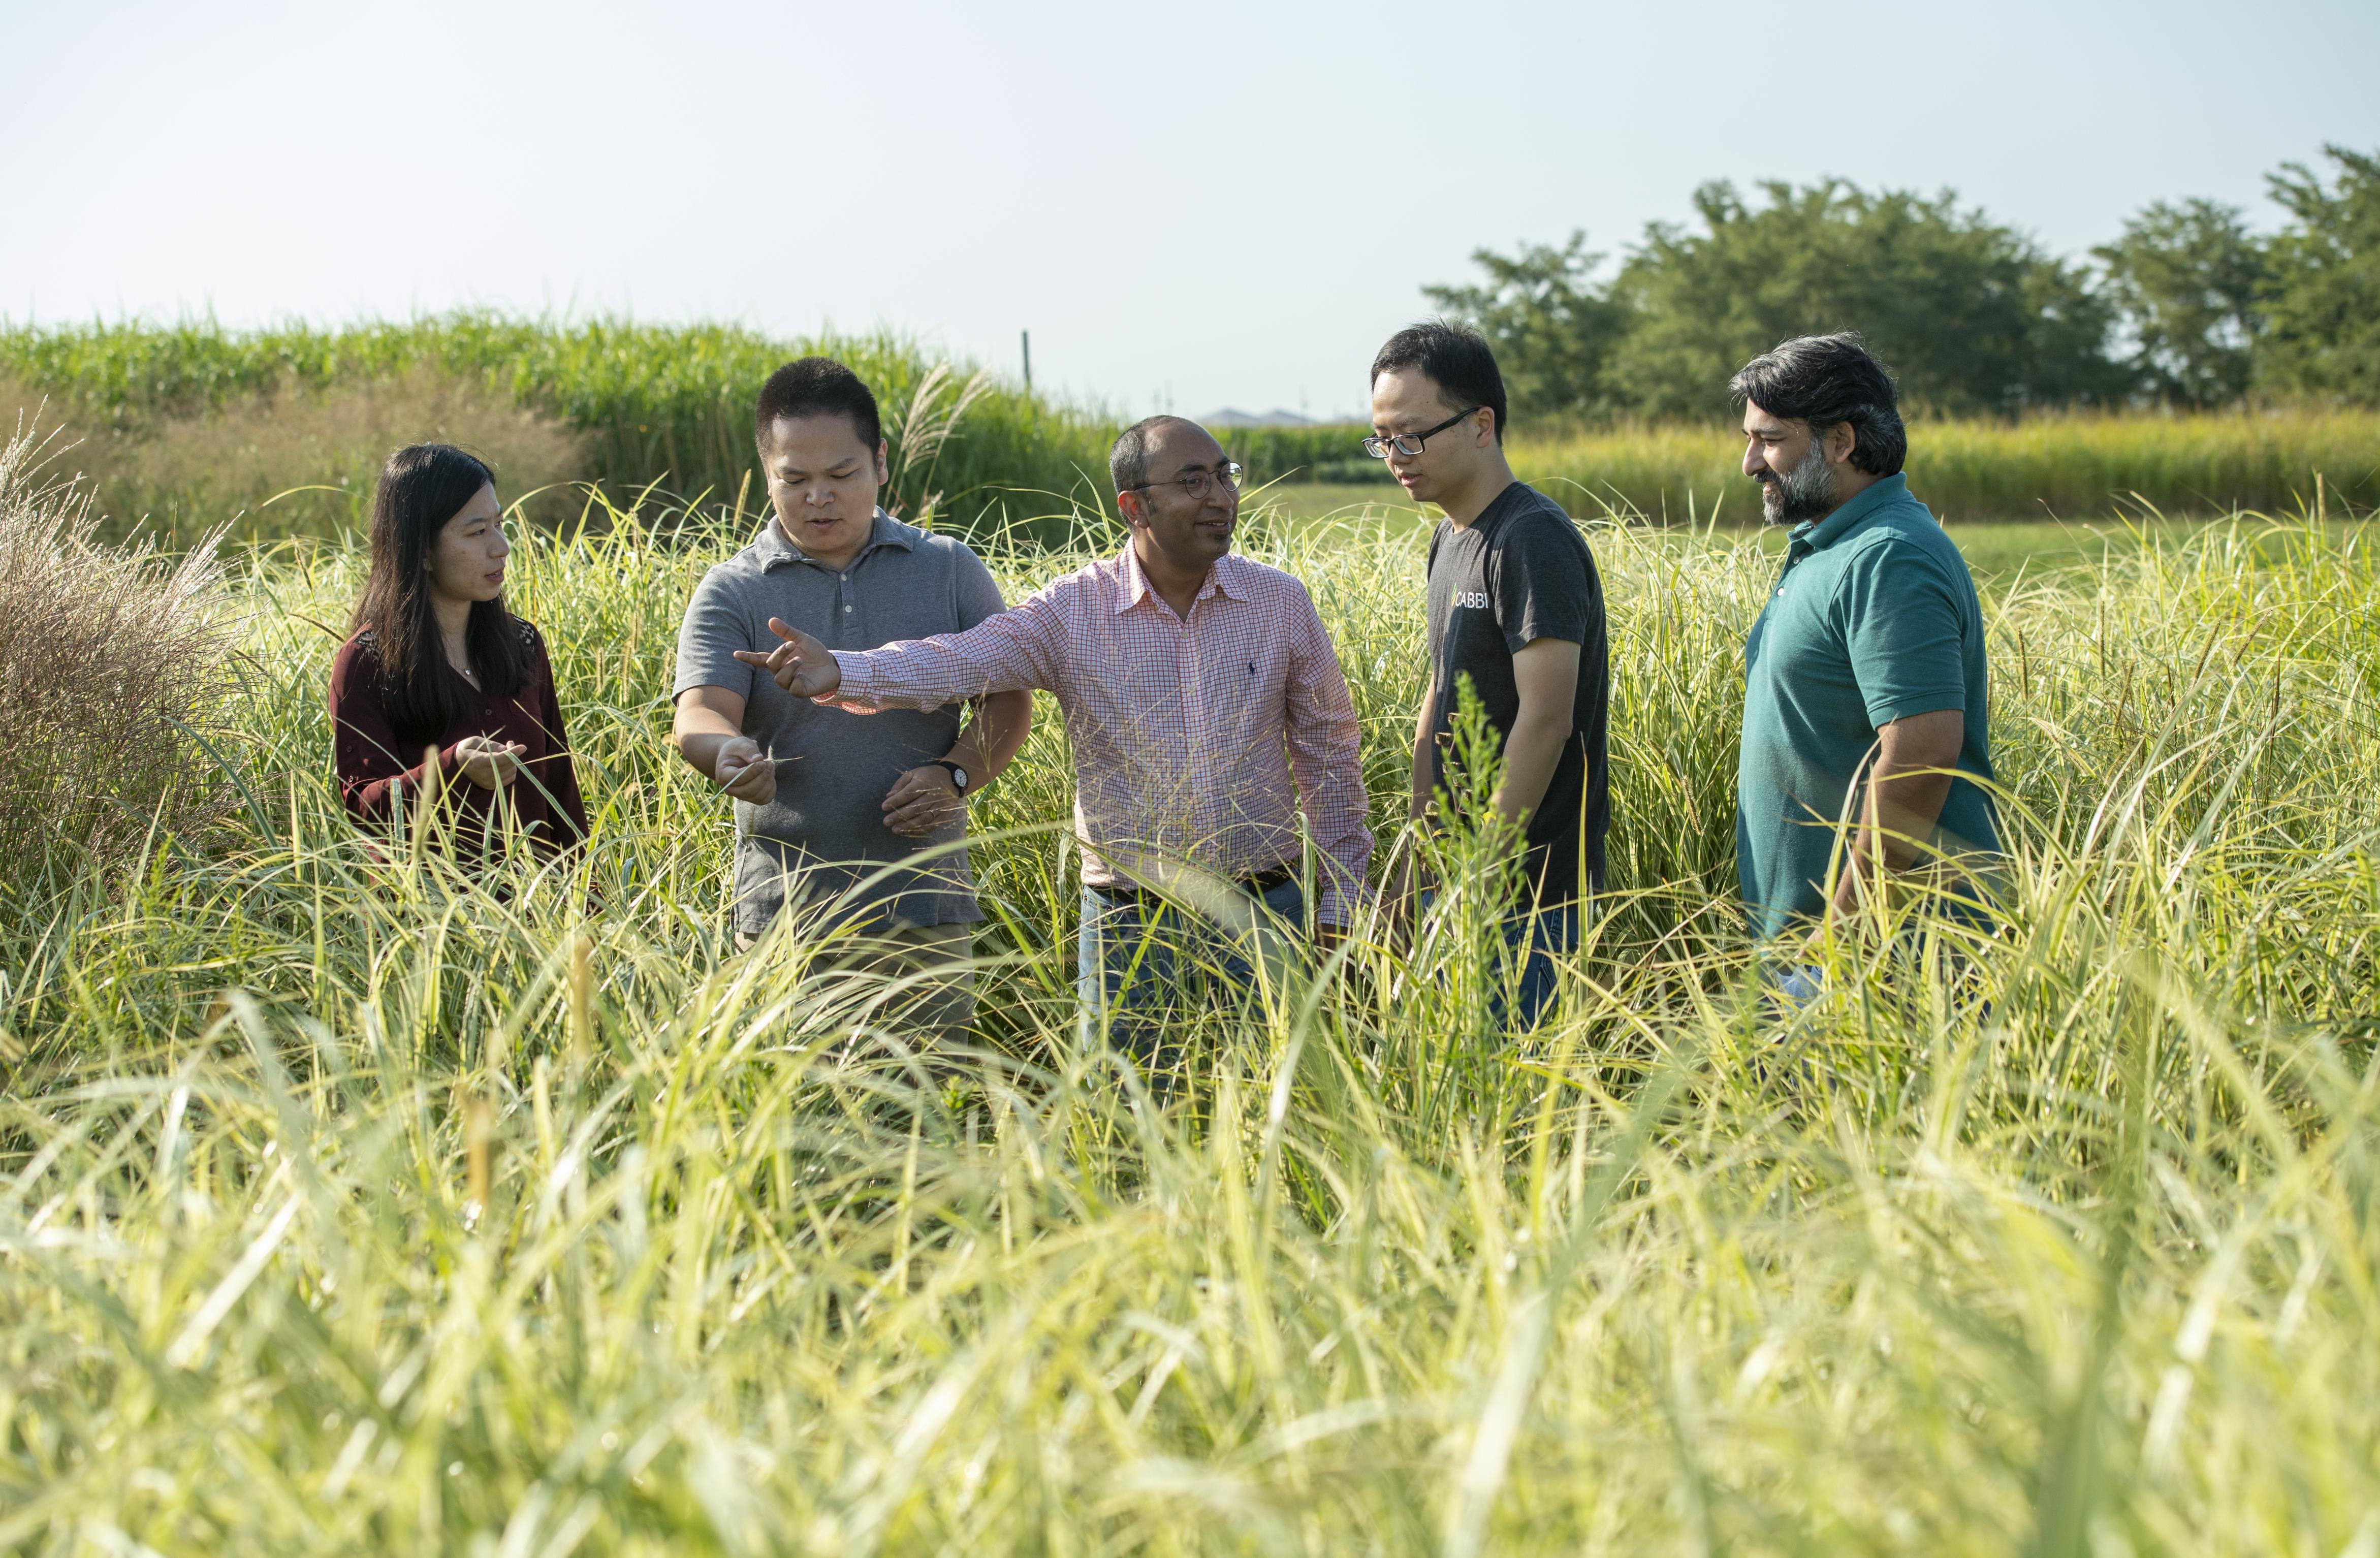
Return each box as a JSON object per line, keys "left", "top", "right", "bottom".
{"left": 736, "top": 417, "right": 1374, "bottom": 1055}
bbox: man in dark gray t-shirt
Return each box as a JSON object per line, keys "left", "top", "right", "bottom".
{"left": 1369, "top": 323, "right": 1610, "bottom": 1030}
{"left": 1423, "top": 482, "right": 1609, "bottom": 902}
{"left": 670, "top": 359, "right": 1033, "bottom": 1027}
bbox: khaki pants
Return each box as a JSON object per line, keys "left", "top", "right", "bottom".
{"left": 740, "top": 918, "right": 977, "bottom": 1039}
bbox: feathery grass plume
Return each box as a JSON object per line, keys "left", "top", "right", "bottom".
{"left": 0, "top": 416, "right": 233, "bottom": 893}
{"left": 881, "top": 363, "right": 995, "bottom": 528}
{"left": 0, "top": 490, "right": 2377, "bottom": 1548}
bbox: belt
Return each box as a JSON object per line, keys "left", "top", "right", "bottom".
{"left": 1092, "top": 866, "right": 1295, "bottom": 905}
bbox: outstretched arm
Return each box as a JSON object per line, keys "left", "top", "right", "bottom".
{"left": 736, "top": 589, "right": 1068, "bottom": 712}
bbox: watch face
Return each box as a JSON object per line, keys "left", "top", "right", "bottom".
{"left": 949, "top": 765, "right": 969, "bottom": 791}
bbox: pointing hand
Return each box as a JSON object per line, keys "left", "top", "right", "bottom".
{"left": 733, "top": 618, "right": 842, "bottom": 698}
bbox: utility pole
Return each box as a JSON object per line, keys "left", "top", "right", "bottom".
{"left": 1021, "top": 330, "right": 1032, "bottom": 395}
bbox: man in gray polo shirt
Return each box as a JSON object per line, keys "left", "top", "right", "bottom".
{"left": 670, "top": 357, "right": 1032, "bottom": 1030}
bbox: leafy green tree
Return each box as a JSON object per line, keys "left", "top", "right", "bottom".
{"left": 2093, "top": 199, "right": 2268, "bottom": 408}
{"left": 2257, "top": 145, "right": 2380, "bottom": 403}
{"left": 1599, "top": 179, "right": 2125, "bottom": 419}
{"left": 1420, "top": 231, "right": 1631, "bottom": 423}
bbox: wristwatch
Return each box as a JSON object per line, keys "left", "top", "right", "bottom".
{"left": 931, "top": 759, "right": 971, "bottom": 794}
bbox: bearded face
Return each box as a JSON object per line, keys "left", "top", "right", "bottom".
{"left": 1759, "top": 436, "right": 1839, "bottom": 526}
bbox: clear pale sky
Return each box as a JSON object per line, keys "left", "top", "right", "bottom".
{"left": 6, "top": 0, "right": 2375, "bottom": 421}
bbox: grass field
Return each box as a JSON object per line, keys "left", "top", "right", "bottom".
{"left": 1251, "top": 479, "right": 2347, "bottom": 583}
{"left": 3, "top": 477, "right": 2376, "bottom": 1553}
{"left": 1242, "top": 410, "right": 2380, "bottom": 525}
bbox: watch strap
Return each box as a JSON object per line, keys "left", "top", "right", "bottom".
{"left": 931, "top": 759, "right": 970, "bottom": 794}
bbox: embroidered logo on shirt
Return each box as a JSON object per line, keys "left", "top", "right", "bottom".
{"left": 1452, "top": 590, "right": 1490, "bottom": 610}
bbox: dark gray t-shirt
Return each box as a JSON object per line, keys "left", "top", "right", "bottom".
{"left": 673, "top": 511, "right": 1009, "bottom": 934}
{"left": 1424, "top": 481, "right": 1610, "bottom": 904}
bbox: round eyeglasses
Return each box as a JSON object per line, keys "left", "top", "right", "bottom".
{"left": 1124, "top": 462, "right": 1244, "bottom": 501}
{"left": 1362, "top": 408, "right": 1481, "bottom": 459}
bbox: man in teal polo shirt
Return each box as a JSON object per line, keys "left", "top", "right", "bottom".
{"left": 1730, "top": 334, "right": 1998, "bottom": 945}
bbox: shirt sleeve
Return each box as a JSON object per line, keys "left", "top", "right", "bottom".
{"left": 672, "top": 566, "right": 757, "bottom": 702}
{"left": 1282, "top": 583, "right": 1375, "bottom": 926}
{"left": 526, "top": 631, "right": 591, "bottom": 848}
{"left": 824, "top": 574, "right": 1070, "bottom": 714}
{"left": 329, "top": 638, "right": 460, "bottom": 826}
{"left": 1492, "top": 508, "right": 1593, "bottom": 653}
{"left": 949, "top": 543, "right": 1009, "bottom": 632}
{"left": 1835, "top": 538, "right": 1973, "bottom": 728}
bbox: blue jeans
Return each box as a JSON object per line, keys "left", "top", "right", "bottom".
{"left": 1077, "top": 877, "right": 1307, "bottom": 1069}
{"left": 1505, "top": 900, "right": 1580, "bottom": 1031}
{"left": 1421, "top": 891, "right": 1582, "bottom": 1033}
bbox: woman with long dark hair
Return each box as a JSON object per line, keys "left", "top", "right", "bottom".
{"left": 330, "top": 443, "right": 588, "bottom": 857}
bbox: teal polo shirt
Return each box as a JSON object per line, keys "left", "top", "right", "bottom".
{"left": 1737, "top": 473, "right": 1998, "bottom": 939}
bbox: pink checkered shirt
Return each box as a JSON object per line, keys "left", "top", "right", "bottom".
{"left": 818, "top": 545, "right": 1374, "bottom": 923}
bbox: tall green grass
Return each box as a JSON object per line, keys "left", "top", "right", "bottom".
{"left": 2, "top": 487, "right": 2377, "bottom": 1552}
{"left": 0, "top": 316, "right": 1115, "bottom": 541}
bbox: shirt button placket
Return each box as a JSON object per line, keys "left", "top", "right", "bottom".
{"left": 1179, "top": 607, "right": 1207, "bottom": 834}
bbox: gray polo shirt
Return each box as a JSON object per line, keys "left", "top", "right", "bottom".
{"left": 674, "top": 510, "right": 1009, "bottom": 934}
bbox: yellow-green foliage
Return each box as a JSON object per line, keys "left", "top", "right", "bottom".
{"left": 1510, "top": 408, "right": 2380, "bottom": 522}
{"left": 2, "top": 490, "right": 2377, "bottom": 1552}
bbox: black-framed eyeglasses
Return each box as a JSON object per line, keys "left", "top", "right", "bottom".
{"left": 1124, "top": 461, "right": 1244, "bottom": 500}
{"left": 1362, "top": 408, "right": 1480, "bottom": 458}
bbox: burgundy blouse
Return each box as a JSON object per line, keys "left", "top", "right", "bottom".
{"left": 329, "top": 621, "right": 589, "bottom": 855}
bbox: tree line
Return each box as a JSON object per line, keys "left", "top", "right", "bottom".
{"left": 1425, "top": 144, "right": 2379, "bottom": 422}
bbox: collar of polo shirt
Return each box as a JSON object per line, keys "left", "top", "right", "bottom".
{"left": 757, "top": 507, "right": 915, "bottom": 573}
{"left": 1786, "top": 472, "right": 1912, "bottom": 556}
